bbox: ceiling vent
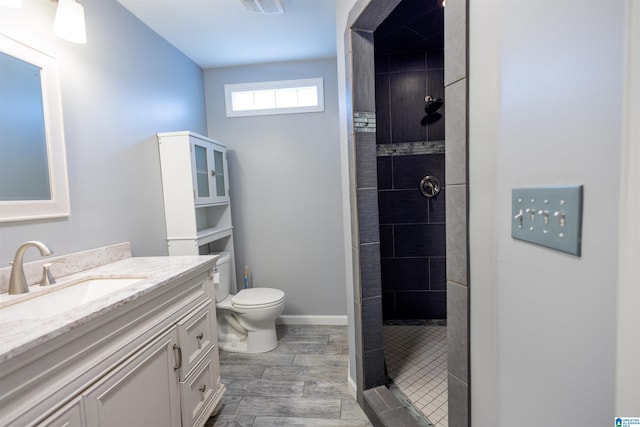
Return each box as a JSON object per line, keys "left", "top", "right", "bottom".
{"left": 239, "top": 0, "right": 285, "bottom": 14}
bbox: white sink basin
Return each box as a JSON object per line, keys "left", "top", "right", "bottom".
{"left": 0, "top": 277, "right": 145, "bottom": 320}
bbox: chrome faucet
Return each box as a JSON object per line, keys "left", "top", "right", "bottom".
{"left": 8, "top": 241, "right": 53, "bottom": 295}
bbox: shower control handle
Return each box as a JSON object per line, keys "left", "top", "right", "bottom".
{"left": 420, "top": 176, "right": 441, "bottom": 198}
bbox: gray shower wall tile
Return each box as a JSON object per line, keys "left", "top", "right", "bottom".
{"left": 376, "top": 156, "right": 392, "bottom": 190}
{"left": 378, "top": 190, "right": 429, "bottom": 224}
{"left": 356, "top": 351, "right": 364, "bottom": 405}
{"left": 394, "top": 224, "right": 446, "bottom": 257}
{"left": 390, "top": 71, "right": 427, "bottom": 143}
{"left": 351, "top": 0, "right": 402, "bottom": 32}
{"left": 357, "top": 189, "right": 381, "bottom": 244}
{"left": 382, "top": 290, "right": 396, "bottom": 319}
{"left": 444, "top": 0, "right": 467, "bottom": 86}
{"left": 448, "top": 373, "right": 469, "bottom": 427}
{"left": 430, "top": 257, "right": 447, "bottom": 290}
{"left": 381, "top": 258, "right": 429, "bottom": 291}
{"left": 393, "top": 154, "right": 445, "bottom": 189}
{"left": 352, "top": 30, "right": 376, "bottom": 112}
{"left": 447, "top": 281, "right": 469, "bottom": 382}
{"left": 352, "top": 246, "right": 361, "bottom": 304}
{"left": 445, "top": 79, "right": 467, "bottom": 186}
{"left": 348, "top": 135, "right": 358, "bottom": 246}
{"left": 389, "top": 51, "right": 426, "bottom": 72}
{"left": 379, "top": 225, "right": 393, "bottom": 257}
{"left": 375, "top": 54, "right": 390, "bottom": 74}
{"left": 375, "top": 74, "right": 391, "bottom": 144}
{"left": 362, "top": 296, "right": 384, "bottom": 352}
{"left": 446, "top": 184, "right": 468, "bottom": 286}
{"left": 354, "top": 298, "right": 363, "bottom": 358}
{"left": 363, "top": 347, "right": 386, "bottom": 389}
{"left": 356, "top": 132, "right": 378, "bottom": 188}
{"left": 428, "top": 188, "right": 446, "bottom": 223}
{"left": 395, "top": 291, "right": 446, "bottom": 319}
{"left": 427, "top": 69, "right": 446, "bottom": 141}
{"left": 427, "top": 69, "right": 445, "bottom": 101}
{"left": 360, "top": 242, "right": 382, "bottom": 300}
{"left": 427, "top": 49, "right": 444, "bottom": 70}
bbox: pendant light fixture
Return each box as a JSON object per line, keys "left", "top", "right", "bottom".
{"left": 53, "top": 0, "right": 86, "bottom": 44}
{"left": 0, "top": 0, "right": 22, "bottom": 8}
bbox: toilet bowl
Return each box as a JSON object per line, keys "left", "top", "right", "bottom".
{"left": 213, "top": 252, "right": 285, "bottom": 353}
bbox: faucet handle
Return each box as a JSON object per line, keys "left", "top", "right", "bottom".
{"left": 40, "top": 259, "right": 62, "bottom": 287}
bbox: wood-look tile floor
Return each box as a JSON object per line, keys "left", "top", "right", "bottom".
{"left": 206, "top": 325, "right": 373, "bottom": 426}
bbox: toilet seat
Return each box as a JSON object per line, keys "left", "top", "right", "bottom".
{"left": 231, "top": 288, "right": 285, "bottom": 309}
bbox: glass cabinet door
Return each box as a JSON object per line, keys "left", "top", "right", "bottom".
{"left": 191, "top": 137, "right": 228, "bottom": 205}
{"left": 213, "top": 148, "right": 226, "bottom": 198}
{"left": 194, "top": 145, "right": 210, "bottom": 199}
{"left": 192, "top": 142, "right": 213, "bottom": 205}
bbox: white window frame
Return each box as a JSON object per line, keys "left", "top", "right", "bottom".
{"left": 224, "top": 78, "right": 324, "bottom": 117}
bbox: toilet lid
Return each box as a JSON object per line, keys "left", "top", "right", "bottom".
{"left": 232, "top": 288, "right": 285, "bottom": 308}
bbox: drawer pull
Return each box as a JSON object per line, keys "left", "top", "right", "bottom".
{"left": 196, "top": 332, "right": 204, "bottom": 340}
{"left": 199, "top": 385, "right": 207, "bottom": 393}
{"left": 173, "top": 344, "right": 182, "bottom": 370}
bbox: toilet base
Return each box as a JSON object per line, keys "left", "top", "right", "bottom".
{"left": 218, "top": 326, "right": 278, "bottom": 353}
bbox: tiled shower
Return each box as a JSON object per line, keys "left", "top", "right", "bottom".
{"left": 374, "top": 0, "right": 448, "bottom": 424}
{"left": 347, "top": 0, "right": 469, "bottom": 424}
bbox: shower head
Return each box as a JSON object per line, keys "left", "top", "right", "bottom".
{"left": 424, "top": 96, "right": 444, "bottom": 114}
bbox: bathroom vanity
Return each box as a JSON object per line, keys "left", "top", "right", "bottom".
{"left": 0, "top": 244, "right": 225, "bottom": 427}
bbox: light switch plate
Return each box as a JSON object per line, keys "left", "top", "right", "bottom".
{"left": 511, "top": 185, "right": 583, "bottom": 256}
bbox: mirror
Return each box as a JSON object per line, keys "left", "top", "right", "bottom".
{"left": 0, "top": 34, "right": 70, "bottom": 222}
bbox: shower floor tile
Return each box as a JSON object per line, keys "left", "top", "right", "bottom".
{"left": 383, "top": 325, "right": 448, "bottom": 427}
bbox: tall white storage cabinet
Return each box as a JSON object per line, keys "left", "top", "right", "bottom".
{"left": 157, "top": 131, "right": 237, "bottom": 288}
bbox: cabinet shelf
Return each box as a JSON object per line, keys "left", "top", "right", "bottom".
{"left": 197, "top": 225, "right": 233, "bottom": 244}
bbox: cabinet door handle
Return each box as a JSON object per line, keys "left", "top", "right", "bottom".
{"left": 199, "top": 385, "right": 207, "bottom": 393}
{"left": 196, "top": 332, "right": 204, "bottom": 340}
{"left": 173, "top": 344, "right": 182, "bottom": 370}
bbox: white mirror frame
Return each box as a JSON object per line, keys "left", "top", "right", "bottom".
{"left": 0, "top": 34, "right": 70, "bottom": 222}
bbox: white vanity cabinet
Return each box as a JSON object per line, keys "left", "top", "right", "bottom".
{"left": 38, "top": 398, "right": 84, "bottom": 427}
{"left": 82, "top": 327, "right": 182, "bottom": 427}
{"left": 157, "top": 131, "right": 237, "bottom": 288}
{"left": 0, "top": 262, "right": 225, "bottom": 427}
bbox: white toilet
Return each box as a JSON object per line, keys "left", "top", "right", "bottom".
{"left": 213, "top": 252, "right": 285, "bottom": 353}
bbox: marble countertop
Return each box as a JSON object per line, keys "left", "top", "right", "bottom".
{"left": 0, "top": 254, "right": 216, "bottom": 364}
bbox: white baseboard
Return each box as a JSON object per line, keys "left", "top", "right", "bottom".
{"left": 276, "top": 315, "right": 348, "bottom": 325}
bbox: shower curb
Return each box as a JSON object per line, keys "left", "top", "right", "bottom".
{"left": 363, "top": 386, "right": 434, "bottom": 427}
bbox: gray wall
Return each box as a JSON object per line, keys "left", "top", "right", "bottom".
{"left": 0, "top": 0, "right": 207, "bottom": 265}
{"left": 469, "top": 1, "right": 625, "bottom": 425}
{"left": 203, "top": 59, "right": 347, "bottom": 316}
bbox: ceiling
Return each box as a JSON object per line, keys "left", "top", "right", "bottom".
{"left": 116, "top": 0, "right": 338, "bottom": 69}
{"left": 374, "top": 0, "right": 444, "bottom": 55}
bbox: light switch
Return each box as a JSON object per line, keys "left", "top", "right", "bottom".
{"left": 511, "top": 185, "right": 583, "bottom": 256}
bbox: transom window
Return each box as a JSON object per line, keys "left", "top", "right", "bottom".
{"left": 224, "top": 78, "right": 324, "bottom": 117}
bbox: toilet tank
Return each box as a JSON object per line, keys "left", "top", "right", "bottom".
{"left": 213, "top": 251, "right": 231, "bottom": 302}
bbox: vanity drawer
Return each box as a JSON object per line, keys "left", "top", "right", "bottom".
{"left": 180, "top": 348, "right": 222, "bottom": 427}
{"left": 176, "top": 302, "right": 214, "bottom": 379}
